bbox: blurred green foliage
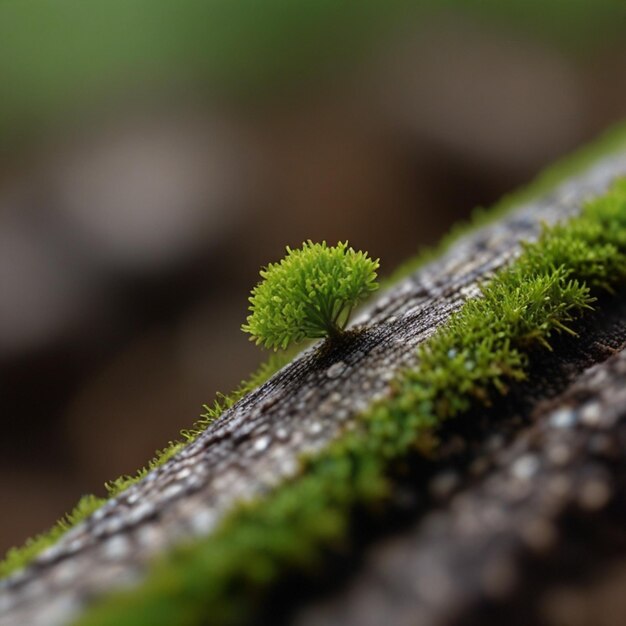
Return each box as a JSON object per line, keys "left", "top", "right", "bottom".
{"left": 0, "top": 0, "right": 624, "bottom": 142}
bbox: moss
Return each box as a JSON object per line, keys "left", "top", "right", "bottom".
{"left": 243, "top": 241, "right": 379, "bottom": 350}
{"left": 104, "top": 353, "right": 293, "bottom": 498}
{"left": 2, "top": 121, "right": 626, "bottom": 583}
{"left": 73, "top": 178, "right": 626, "bottom": 626}
{"left": 0, "top": 495, "right": 105, "bottom": 579}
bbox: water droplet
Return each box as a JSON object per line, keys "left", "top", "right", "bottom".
{"left": 511, "top": 454, "right": 540, "bottom": 480}
{"left": 102, "top": 535, "right": 130, "bottom": 560}
{"left": 308, "top": 421, "right": 323, "bottom": 435}
{"left": 580, "top": 401, "right": 602, "bottom": 427}
{"left": 549, "top": 408, "right": 576, "bottom": 429}
{"left": 189, "top": 508, "right": 216, "bottom": 536}
{"left": 326, "top": 361, "right": 346, "bottom": 379}
{"left": 275, "top": 427, "right": 289, "bottom": 441}
{"left": 162, "top": 482, "right": 185, "bottom": 501}
{"left": 253, "top": 435, "right": 271, "bottom": 453}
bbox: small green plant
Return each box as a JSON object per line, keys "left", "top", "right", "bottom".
{"left": 242, "top": 241, "right": 380, "bottom": 350}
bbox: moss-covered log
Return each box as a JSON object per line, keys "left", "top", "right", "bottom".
{"left": 2, "top": 126, "right": 626, "bottom": 626}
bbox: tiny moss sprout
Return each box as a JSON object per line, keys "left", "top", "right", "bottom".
{"left": 242, "top": 241, "right": 380, "bottom": 350}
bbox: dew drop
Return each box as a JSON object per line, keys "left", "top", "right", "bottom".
{"left": 326, "top": 361, "right": 346, "bottom": 379}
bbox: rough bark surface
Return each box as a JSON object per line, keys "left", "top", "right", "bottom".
{"left": 291, "top": 298, "right": 626, "bottom": 626}
{"left": 2, "top": 149, "right": 626, "bottom": 626}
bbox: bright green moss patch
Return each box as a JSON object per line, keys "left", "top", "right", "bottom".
{"left": 243, "top": 241, "right": 379, "bottom": 350}
{"left": 75, "top": 179, "right": 626, "bottom": 626}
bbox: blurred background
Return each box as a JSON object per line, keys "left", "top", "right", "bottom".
{"left": 1, "top": 0, "right": 626, "bottom": 555}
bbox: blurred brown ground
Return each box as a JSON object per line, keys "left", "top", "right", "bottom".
{"left": 1, "top": 8, "right": 626, "bottom": 554}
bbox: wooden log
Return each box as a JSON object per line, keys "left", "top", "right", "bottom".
{"left": 2, "top": 140, "right": 626, "bottom": 626}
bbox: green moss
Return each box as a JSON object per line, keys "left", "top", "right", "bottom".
{"left": 242, "top": 241, "right": 379, "bottom": 350}
{"left": 2, "top": 121, "right": 626, "bottom": 584}
{"left": 74, "top": 178, "right": 626, "bottom": 626}
{"left": 0, "top": 495, "right": 105, "bottom": 579}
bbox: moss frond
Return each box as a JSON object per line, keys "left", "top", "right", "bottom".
{"left": 242, "top": 241, "right": 379, "bottom": 350}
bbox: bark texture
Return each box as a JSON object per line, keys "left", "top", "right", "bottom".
{"left": 291, "top": 297, "right": 626, "bottom": 626}
{"left": 2, "top": 149, "right": 626, "bottom": 626}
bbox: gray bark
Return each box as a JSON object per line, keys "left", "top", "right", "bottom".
{"left": 293, "top": 296, "right": 626, "bottom": 626}
{"left": 2, "top": 149, "right": 626, "bottom": 626}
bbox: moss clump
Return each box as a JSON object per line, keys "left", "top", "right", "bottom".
{"left": 74, "top": 179, "right": 626, "bottom": 626}
{"left": 242, "top": 241, "right": 379, "bottom": 350}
